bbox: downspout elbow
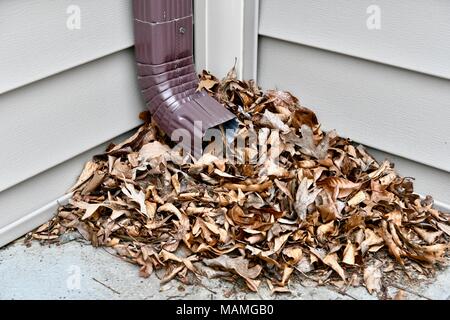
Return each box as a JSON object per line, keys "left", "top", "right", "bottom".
{"left": 133, "top": 0, "right": 236, "bottom": 157}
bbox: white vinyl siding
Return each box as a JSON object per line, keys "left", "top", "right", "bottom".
{"left": 0, "top": 1, "right": 142, "bottom": 247}
{"left": 258, "top": 0, "right": 450, "bottom": 207}
{"left": 0, "top": 0, "right": 134, "bottom": 94}
{"left": 0, "top": 50, "right": 143, "bottom": 193}
{"left": 259, "top": 0, "right": 450, "bottom": 80}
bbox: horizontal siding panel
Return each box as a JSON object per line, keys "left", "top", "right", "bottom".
{"left": 0, "top": 131, "right": 135, "bottom": 246}
{"left": 0, "top": 0, "right": 134, "bottom": 94}
{"left": 258, "top": 37, "right": 450, "bottom": 172}
{"left": 0, "top": 49, "right": 144, "bottom": 193}
{"left": 259, "top": 0, "right": 450, "bottom": 79}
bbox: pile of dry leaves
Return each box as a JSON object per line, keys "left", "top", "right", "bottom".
{"left": 31, "top": 68, "right": 450, "bottom": 296}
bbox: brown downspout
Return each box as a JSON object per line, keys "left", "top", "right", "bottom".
{"left": 133, "top": 0, "right": 236, "bottom": 157}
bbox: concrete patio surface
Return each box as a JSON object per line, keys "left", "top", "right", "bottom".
{"left": 0, "top": 236, "right": 449, "bottom": 300}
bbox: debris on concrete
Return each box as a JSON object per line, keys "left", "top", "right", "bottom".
{"left": 30, "top": 68, "right": 450, "bottom": 298}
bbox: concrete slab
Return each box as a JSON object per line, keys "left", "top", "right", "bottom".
{"left": 0, "top": 238, "right": 448, "bottom": 300}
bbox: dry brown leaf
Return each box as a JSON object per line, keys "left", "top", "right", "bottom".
{"left": 70, "top": 201, "right": 105, "bottom": 221}
{"left": 364, "top": 262, "right": 382, "bottom": 294}
{"left": 157, "top": 203, "right": 182, "bottom": 218}
{"left": 122, "top": 183, "right": 148, "bottom": 217}
{"left": 368, "top": 160, "right": 390, "bottom": 179}
{"left": 280, "top": 266, "right": 294, "bottom": 286}
{"left": 360, "top": 229, "right": 384, "bottom": 254}
{"left": 295, "top": 125, "right": 330, "bottom": 159}
{"left": 385, "top": 210, "right": 403, "bottom": 227}
{"left": 342, "top": 241, "right": 356, "bottom": 265}
{"left": 198, "top": 78, "right": 218, "bottom": 92}
{"left": 222, "top": 181, "right": 273, "bottom": 193}
{"left": 347, "top": 191, "right": 366, "bottom": 207}
{"left": 161, "top": 265, "right": 185, "bottom": 284}
{"left": 32, "top": 234, "right": 59, "bottom": 240}
{"left": 393, "top": 289, "right": 406, "bottom": 300}
{"left": 260, "top": 110, "right": 290, "bottom": 133}
{"left": 291, "top": 107, "right": 318, "bottom": 130}
{"left": 323, "top": 253, "right": 346, "bottom": 281}
{"left": 266, "top": 90, "right": 299, "bottom": 108}
{"left": 70, "top": 161, "right": 98, "bottom": 191}
{"left": 273, "top": 233, "right": 291, "bottom": 253}
{"left": 139, "top": 141, "right": 170, "bottom": 161}
{"left": 316, "top": 221, "right": 335, "bottom": 242}
{"left": 437, "top": 222, "right": 450, "bottom": 236}
{"left": 381, "top": 221, "right": 404, "bottom": 265}
{"left": 318, "top": 177, "right": 361, "bottom": 190}
{"left": 274, "top": 179, "right": 293, "bottom": 200}
{"left": 81, "top": 171, "right": 105, "bottom": 195}
{"left": 202, "top": 255, "right": 262, "bottom": 280}
{"left": 283, "top": 247, "right": 303, "bottom": 265}
{"left": 244, "top": 278, "right": 261, "bottom": 292}
{"left": 414, "top": 227, "right": 443, "bottom": 244}
{"left": 294, "top": 178, "right": 321, "bottom": 220}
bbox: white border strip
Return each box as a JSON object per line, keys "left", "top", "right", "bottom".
{"left": 0, "top": 193, "right": 72, "bottom": 247}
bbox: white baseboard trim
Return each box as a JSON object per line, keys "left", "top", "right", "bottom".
{"left": 0, "top": 193, "right": 72, "bottom": 247}
{"left": 435, "top": 201, "right": 450, "bottom": 213}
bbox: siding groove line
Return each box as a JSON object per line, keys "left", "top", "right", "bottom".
{"left": 258, "top": 33, "right": 450, "bottom": 82}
